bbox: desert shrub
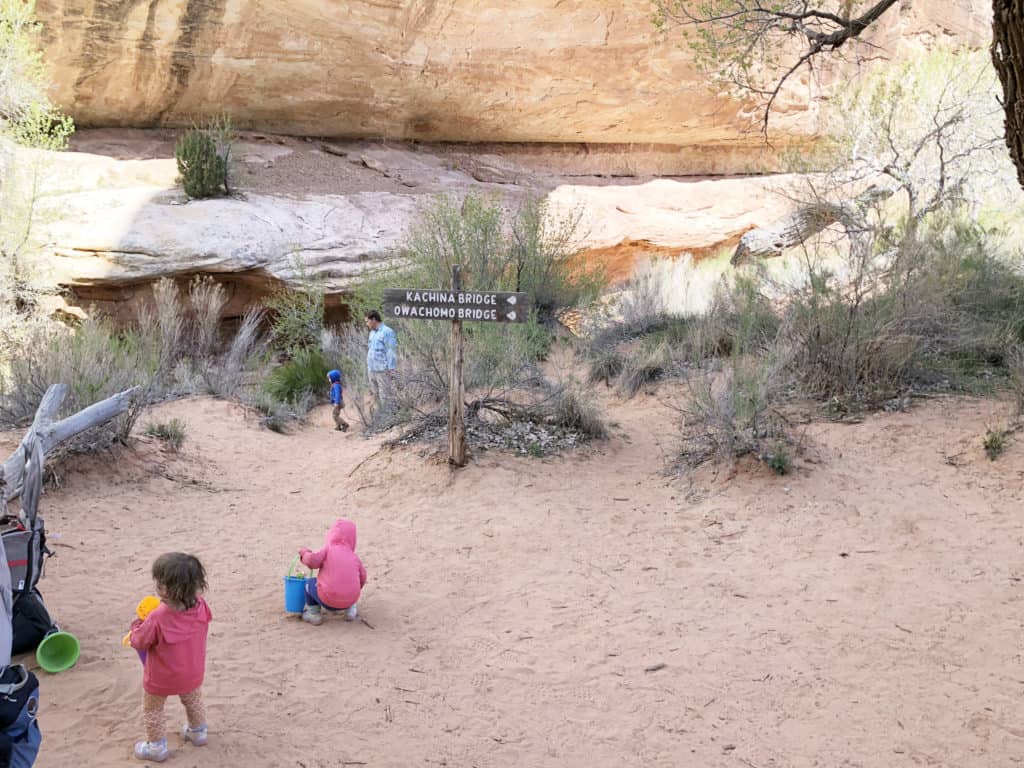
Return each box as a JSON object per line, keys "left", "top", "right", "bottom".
{"left": 263, "top": 347, "right": 329, "bottom": 404}
{"left": 145, "top": 418, "right": 186, "bottom": 450}
{"left": 357, "top": 193, "right": 607, "bottom": 326}
{"left": 174, "top": 114, "right": 233, "bottom": 199}
{"left": 204, "top": 308, "right": 266, "bottom": 398}
{"left": 0, "top": 317, "right": 160, "bottom": 451}
{"left": 782, "top": 272, "right": 918, "bottom": 404}
{"left": 780, "top": 218, "right": 1024, "bottom": 406}
{"left": 585, "top": 266, "right": 778, "bottom": 398}
{"left": 906, "top": 221, "right": 1024, "bottom": 379}
{"left": 264, "top": 262, "right": 325, "bottom": 355}
{"left": 678, "top": 353, "right": 791, "bottom": 469}
{"left": 509, "top": 197, "right": 607, "bottom": 322}
{"left": 547, "top": 377, "right": 608, "bottom": 439}
{"left": 618, "top": 344, "right": 668, "bottom": 398}
{"left": 618, "top": 260, "right": 668, "bottom": 333}
{"left": 189, "top": 275, "right": 228, "bottom": 360}
{"left": 176, "top": 130, "right": 225, "bottom": 198}
{"left": 241, "top": 389, "right": 313, "bottom": 433}
{"left": 763, "top": 442, "right": 791, "bottom": 475}
{"left": 983, "top": 428, "right": 1007, "bottom": 460}
{"left": 145, "top": 278, "right": 186, "bottom": 377}
{"left": 587, "top": 347, "right": 624, "bottom": 387}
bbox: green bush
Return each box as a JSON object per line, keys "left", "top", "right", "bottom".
{"left": 145, "top": 418, "right": 187, "bottom": 450}
{"left": 763, "top": 442, "right": 791, "bottom": 475}
{"left": 263, "top": 347, "right": 329, "bottom": 404}
{"left": 983, "top": 428, "right": 1007, "bottom": 460}
{"left": 264, "top": 261, "right": 325, "bottom": 355}
{"left": 175, "top": 130, "right": 225, "bottom": 198}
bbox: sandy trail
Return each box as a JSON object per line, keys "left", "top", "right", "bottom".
{"left": 4, "top": 389, "right": 1022, "bottom": 767}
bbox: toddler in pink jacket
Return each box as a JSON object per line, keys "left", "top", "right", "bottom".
{"left": 298, "top": 518, "right": 366, "bottom": 625}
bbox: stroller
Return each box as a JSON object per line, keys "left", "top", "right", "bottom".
{"left": 0, "top": 434, "right": 49, "bottom": 767}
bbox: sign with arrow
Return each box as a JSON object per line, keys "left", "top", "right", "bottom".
{"left": 383, "top": 288, "right": 529, "bottom": 324}
{"left": 380, "top": 274, "right": 531, "bottom": 467}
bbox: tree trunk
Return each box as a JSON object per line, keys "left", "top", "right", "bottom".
{"left": 0, "top": 384, "right": 138, "bottom": 503}
{"left": 992, "top": 0, "right": 1024, "bottom": 188}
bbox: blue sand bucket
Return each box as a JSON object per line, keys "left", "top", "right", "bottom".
{"left": 284, "top": 557, "right": 308, "bottom": 613}
{"left": 37, "top": 630, "right": 81, "bottom": 673}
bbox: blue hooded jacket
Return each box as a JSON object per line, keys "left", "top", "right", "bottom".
{"left": 328, "top": 369, "right": 343, "bottom": 405}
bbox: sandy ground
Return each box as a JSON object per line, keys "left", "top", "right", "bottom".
{"left": 4, "top": 388, "right": 1023, "bottom": 768}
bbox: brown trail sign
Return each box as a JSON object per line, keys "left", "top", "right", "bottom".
{"left": 384, "top": 268, "right": 530, "bottom": 467}
{"left": 383, "top": 288, "right": 528, "bottom": 324}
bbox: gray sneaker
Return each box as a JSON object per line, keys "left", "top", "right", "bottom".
{"left": 302, "top": 606, "right": 323, "bottom": 625}
{"left": 345, "top": 603, "right": 359, "bottom": 621}
{"left": 134, "top": 739, "right": 169, "bottom": 762}
{"left": 182, "top": 723, "right": 208, "bottom": 746}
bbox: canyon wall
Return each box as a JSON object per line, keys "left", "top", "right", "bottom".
{"left": 36, "top": 0, "right": 990, "bottom": 173}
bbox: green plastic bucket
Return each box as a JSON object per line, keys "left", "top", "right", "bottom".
{"left": 36, "top": 631, "right": 80, "bottom": 673}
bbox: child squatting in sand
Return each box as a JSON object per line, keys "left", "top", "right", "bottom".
{"left": 129, "top": 553, "right": 212, "bottom": 763}
{"left": 298, "top": 518, "right": 366, "bottom": 625}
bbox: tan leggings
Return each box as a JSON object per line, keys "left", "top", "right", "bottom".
{"left": 142, "top": 688, "right": 206, "bottom": 742}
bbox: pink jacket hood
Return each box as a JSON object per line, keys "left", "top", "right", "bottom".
{"left": 327, "top": 518, "right": 357, "bottom": 550}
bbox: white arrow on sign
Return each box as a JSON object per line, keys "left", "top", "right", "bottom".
{"left": 507, "top": 296, "right": 517, "bottom": 305}
{"left": 507, "top": 311, "right": 517, "bottom": 321}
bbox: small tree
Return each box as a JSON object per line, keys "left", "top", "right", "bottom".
{"left": 0, "top": 0, "right": 74, "bottom": 329}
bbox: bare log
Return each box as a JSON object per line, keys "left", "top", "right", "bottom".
{"left": 0, "top": 384, "right": 139, "bottom": 503}
{"left": 731, "top": 186, "right": 894, "bottom": 266}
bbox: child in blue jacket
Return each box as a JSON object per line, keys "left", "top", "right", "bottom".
{"left": 327, "top": 370, "right": 349, "bottom": 432}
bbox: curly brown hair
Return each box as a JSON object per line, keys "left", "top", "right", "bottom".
{"left": 152, "top": 553, "right": 207, "bottom": 609}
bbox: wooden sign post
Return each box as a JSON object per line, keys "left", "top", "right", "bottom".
{"left": 448, "top": 266, "right": 465, "bottom": 467}
{"left": 383, "top": 269, "right": 529, "bottom": 467}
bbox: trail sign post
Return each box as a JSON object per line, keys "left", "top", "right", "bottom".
{"left": 382, "top": 288, "right": 529, "bottom": 323}
{"left": 383, "top": 268, "right": 529, "bottom": 467}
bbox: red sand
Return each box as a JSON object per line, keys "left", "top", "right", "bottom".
{"left": 5, "top": 388, "right": 1022, "bottom": 767}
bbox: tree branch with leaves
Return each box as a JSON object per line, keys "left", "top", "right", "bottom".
{"left": 653, "top": 0, "right": 899, "bottom": 137}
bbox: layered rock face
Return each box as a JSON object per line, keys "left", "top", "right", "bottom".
{"left": 36, "top": 0, "right": 990, "bottom": 174}
{"left": 37, "top": 133, "right": 797, "bottom": 320}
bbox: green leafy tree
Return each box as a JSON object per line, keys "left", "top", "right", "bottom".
{"left": 1, "top": 0, "right": 74, "bottom": 329}
{"left": 653, "top": 1, "right": 1024, "bottom": 190}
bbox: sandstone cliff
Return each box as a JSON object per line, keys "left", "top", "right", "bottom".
{"left": 37, "top": 0, "right": 990, "bottom": 174}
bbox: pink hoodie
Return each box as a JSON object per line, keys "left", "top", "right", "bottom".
{"left": 299, "top": 519, "right": 366, "bottom": 610}
{"left": 130, "top": 597, "right": 212, "bottom": 696}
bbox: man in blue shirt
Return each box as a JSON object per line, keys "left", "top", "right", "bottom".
{"left": 364, "top": 310, "right": 398, "bottom": 412}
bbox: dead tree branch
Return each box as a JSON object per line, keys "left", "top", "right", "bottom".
{"left": 731, "top": 185, "right": 894, "bottom": 265}
{"left": 0, "top": 384, "right": 138, "bottom": 502}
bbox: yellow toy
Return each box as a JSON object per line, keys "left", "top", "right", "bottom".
{"left": 122, "top": 596, "right": 161, "bottom": 647}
